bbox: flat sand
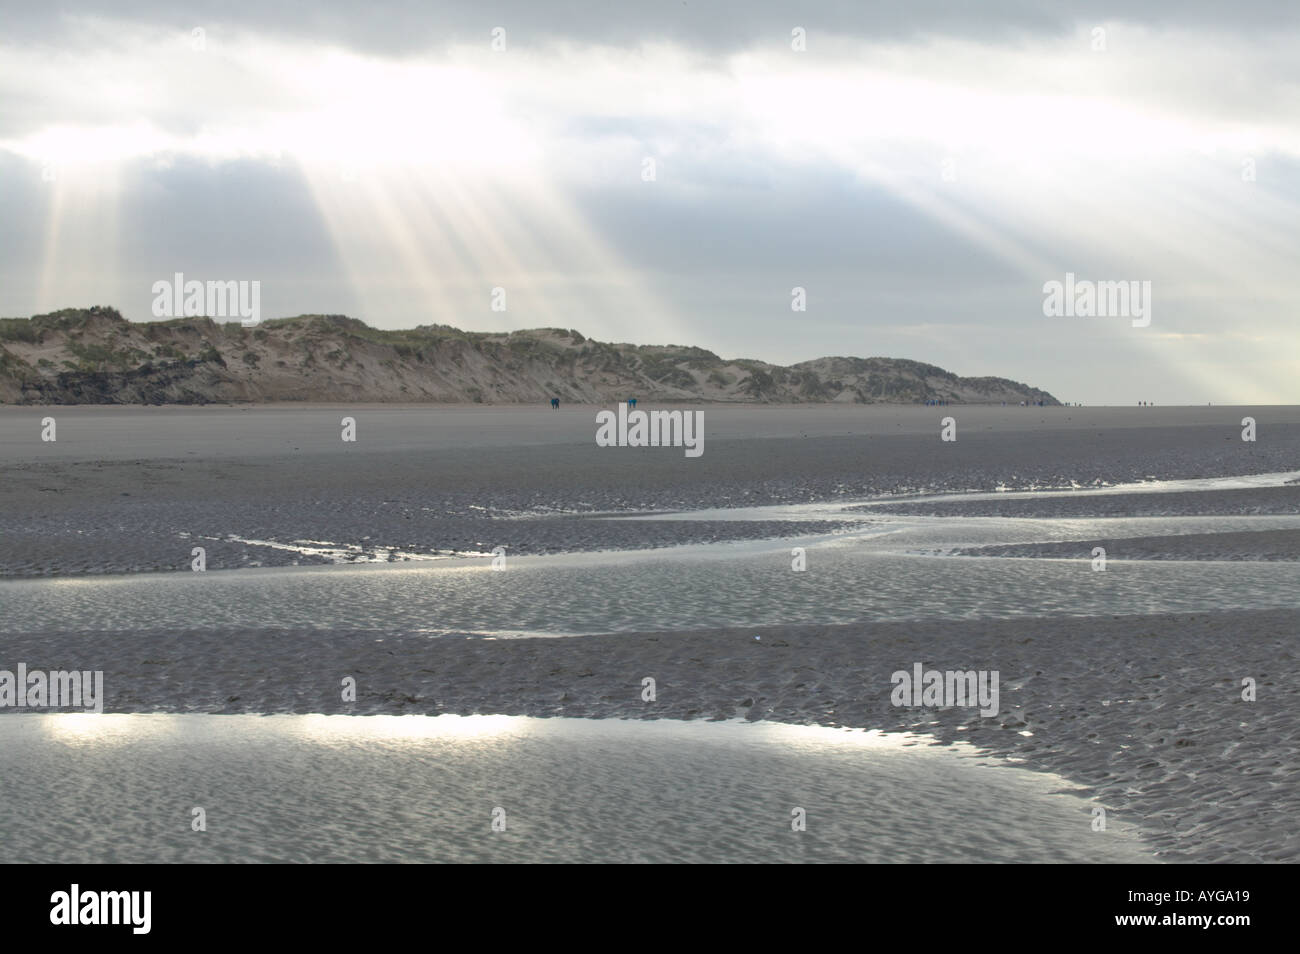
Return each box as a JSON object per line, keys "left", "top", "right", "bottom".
{"left": 4, "top": 404, "right": 1299, "bottom": 576}
{"left": 959, "top": 527, "right": 1300, "bottom": 561}
{"left": 2, "top": 404, "right": 1296, "bottom": 864}
{"left": 3, "top": 609, "right": 1293, "bottom": 863}
{"left": 6, "top": 402, "right": 1294, "bottom": 461}
{"left": 869, "top": 485, "right": 1300, "bottom": 518}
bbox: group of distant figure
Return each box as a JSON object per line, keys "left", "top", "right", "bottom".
{"left": 927, "top": 398, "right": 1046, "bottom": 407}
{"left": 549, "top": 395, "right": 1073, "bottom": 409}
{"left": 1139, "top": 401, "right": 1155, "bottom": 406}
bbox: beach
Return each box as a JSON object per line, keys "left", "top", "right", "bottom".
{"left": 0, "top": 714, "right": 1157, "bottom": 864}
{"left": 2, "top": 403, "right": 1298, "bottom": 863}
{"left": 2, "top": 403, "right": 1298, "bottom": 575}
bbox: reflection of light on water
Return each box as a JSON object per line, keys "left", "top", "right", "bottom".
{"left": 286, "top": 713, "right": 528, "bottom": 744}
{"left": 40, "top": 713, "right": 112, "bottom": 742}
{"left": 0, "top": 712, "right": 1155, "bottom": 863}
{"left": 25, "top": 713, "right": 533, "bottom": 748}
{"left": 36, "top": 712, "right": 178, "bottom": 745}
{"left": 531, "top": 718, "right": 974, "bottom": 756}
{"left": 219, "top": 534, "right": 497, "bottom": 564}
{"left": 742, "top": 722, "right": 942, "bottom": 751}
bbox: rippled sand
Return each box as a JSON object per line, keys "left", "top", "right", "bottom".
{"left": 0, "top": 714, "right": 1153, "bottom": 863}
{"left": 5, "top": 534, "right": 1300, "bottom": 632}
{"left": 2, "top": 404, "right": 1297, "bottom": 865}
{"left": 5, "top": 607, "right": 1295, "bottom": 862}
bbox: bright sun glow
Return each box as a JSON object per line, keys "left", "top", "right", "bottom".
{"left": 2, "top": 47, "right": 541, "bottom": 171}
{"left": 4, "top": 18, "right": 1300, "bottom": 402}
{"left": 273, "top": 57, "right": 540, "bottom": 169}
{"left": 38, "top": 713, "right": 176, "bottom": 745}
{"left": 288, "top": 713, "right": 529, "bottom": 743}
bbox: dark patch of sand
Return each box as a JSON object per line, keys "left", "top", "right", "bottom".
{"left": 958, "top": 528, "right": 1300, "bottom": 561}
{"left": 4, "top": 405, "right": 1300, "bottom": 577}
{"left": 867, "top": 485, "right": 1300, "bottom": 518}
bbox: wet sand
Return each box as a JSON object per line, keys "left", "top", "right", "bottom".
{"left": 3, "top": 403, "right": 1297, "bottom": 864}
{"left": 3, "top": 404, "right": 1299, "bottom": 576}
{"left": 868, "top": 485, "right": 1300, "bottom": 519}
{"left": 3, "top": 609, "right": 1294, "bottom": 863}
{"left": 958, "top": 527, "right": 1300, "bottom": 561}
{"left": 0, "top": 715, "right": 1154, "bottom": 864}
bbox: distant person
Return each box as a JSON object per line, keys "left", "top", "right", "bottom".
{"left": 628, "top": 397, "right": 637, "bottom": 408}
{"left": 550, "top": 397, "right": 559, "bottom": 409}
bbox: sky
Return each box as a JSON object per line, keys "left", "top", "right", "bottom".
{"left": 1, "top": 1, "right": 1298, "bottom": 404}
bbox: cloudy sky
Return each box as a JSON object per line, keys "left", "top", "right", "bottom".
{"left": 2, "top": 1, "right": 1298, "bottom": 403}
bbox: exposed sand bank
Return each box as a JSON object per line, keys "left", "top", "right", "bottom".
{"left": 2, "top": 402, "right": 1296, "bottom": 460}
{"left": 3, "top": 404, "right": 1299, "bottom": 577}
{"left": 959, "top": 527, "right": 1300, "bottom": 561}
{"left": 3, "top": 404, "right": 1295, "bottom": 864}
{"left": 869, "top": 485, "right": 1300, "bottom": 519}
{"left": 4, "top": 608, "right": 1293, "bottom": 863}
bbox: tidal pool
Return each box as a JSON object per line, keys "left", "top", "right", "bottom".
{"left": 0, "top": 713, "right": 1154, "bottom": 863}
